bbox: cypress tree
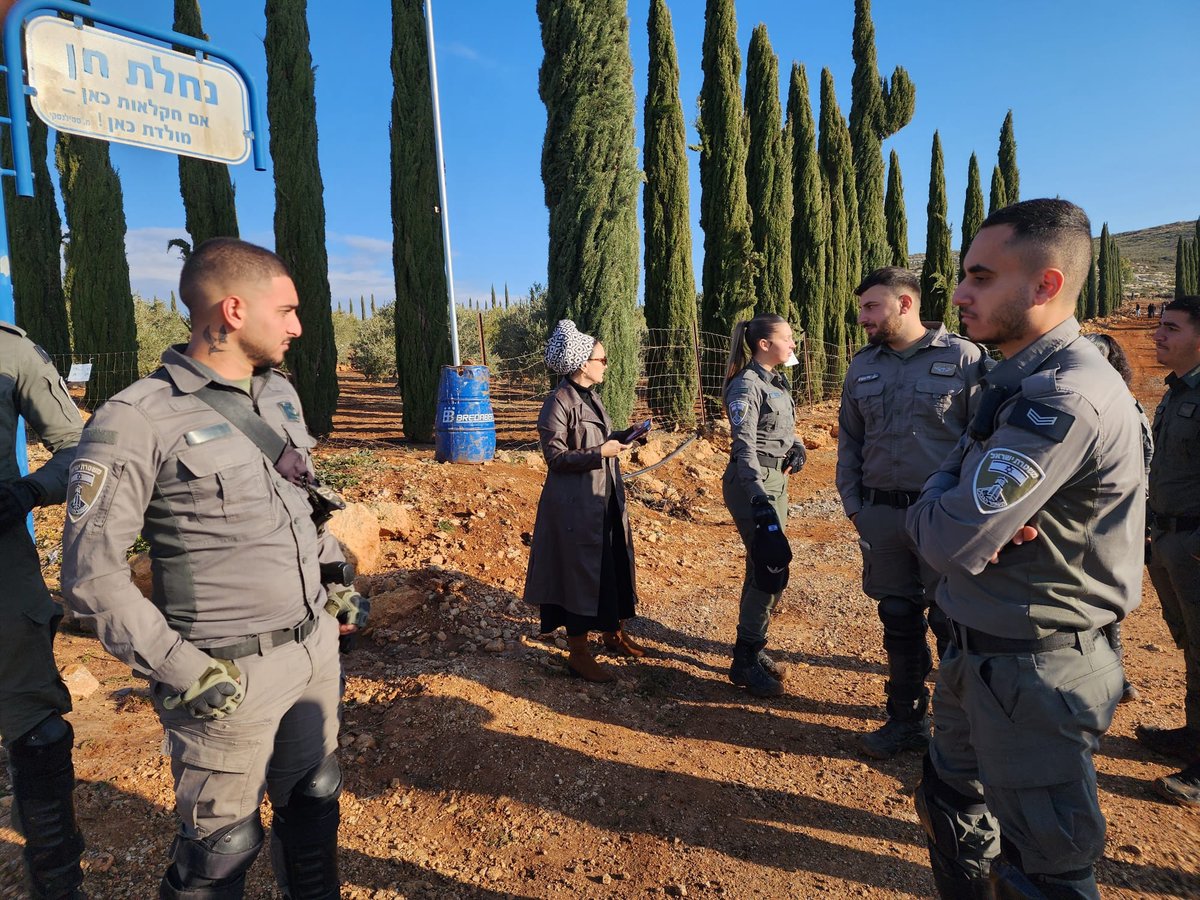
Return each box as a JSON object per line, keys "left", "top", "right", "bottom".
{"left": 170, "top": 291, "right": 178, "bottom": 315}
{"left": 959, "top": 152, "right": 984, "bottom": 282}
{"left": 539, "top": 0, "right": 639, "bottom": 424}
{"left": 819, "top": 69, "right": 858, "bottom": 382}
{"left": 1173, "top": 237, "right": 1186, "bottom": 300}
{"left": 56, "top": 131, "right": 137, "bottom": 400}
{"left": 745, "top": 24, "right": 791, "bottom": 318}
{"left": 884, "top": 148, "right": 908, "bottom": 268}
{"left": 1, "top": 74, "right": 70, "bottom": 358}
{"left": 988, "top": 164, "right": 1007, "bottom": 215}
{"left": 919, "top": 131, "right": 955, "bottom": 328}
{"left": 787, "top": 62, "right": 828, "bottom": 399}
{"left": 1097, "top": 223, "right": 1113, "bottom": 317}
{"left": 1083, "top": 245, "right": 1097, "bottom": 321}
{"left": 173, "top": 0, "right": 239, "bottom": 245}
{"left": 360, "top": 296, "right": 367, "bottom": 320}
{"left": 697, "top": 0, "right": 758, "bottom": 340}
{"left": 371, "top": 294, "right": 377, "bottom": 315}
{"left": 998, "top": 110, "right": 1019, "bottom": 205}
{"left": 849, "top": 0, "right": 915, "bottom": 274}
{"left": 504, "top": 283, "right": 510, "bottom": 309}
{"left": 390, "top": 0, "right": 451, "bottom": 437}
{"left": 490, "top": 284, "right": 497, "bottom": 309}
{"left": 643, "top": 0, "right": 698, "bottom": 427}
{"left": 265, "top": 0, "right": 338, "bottom": 434}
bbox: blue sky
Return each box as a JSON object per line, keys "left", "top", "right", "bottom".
{"left": 21, "top": 0, "right": 1200, "bottom": 308}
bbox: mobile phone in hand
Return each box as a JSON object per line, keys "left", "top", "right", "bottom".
{"left": 626, "top": 419, "right": 652, "bottom": 442}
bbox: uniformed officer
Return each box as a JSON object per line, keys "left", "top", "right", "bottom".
{"left": 906, "top": 199, "right": 1145, "bottom": 899}
{"left": 60, "top": 239, "right": 367, "bottom": 899}
{"left": 1, "top": 324, "right": 86, "bottom": 899}
{"left": 722, "top": 312, "right": 806, "bottom": 698}
{"left": 1139, "top": 294, "right": 1200, "bottom": 808}
{"left": 837, "top": 267, "right": 987, "bottom": 759}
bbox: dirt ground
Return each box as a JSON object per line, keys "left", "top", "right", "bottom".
{"left": 2, "top": 312, "right": 1197, "bottom": 899}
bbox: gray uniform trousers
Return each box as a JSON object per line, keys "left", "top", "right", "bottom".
{"left": 1147, "top": 524, "right": 1200, "bottom": 734}
{"left": 151, "top": 612, "right": 342, "bottom": 839}
{"left": 723, "top": 466, "right": 788, "bottom": 644}
{"left": 930, "top": 631, "right": 1124, "bottom": 878}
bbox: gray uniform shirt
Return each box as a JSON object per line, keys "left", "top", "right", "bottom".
{"left": 837, "top": 325, "right": 987, "bottom": 517}
{"left": 1148, "top": 363, "right": 1200, "bottom": 517}
{"left": 60, "top": 346, "right": 343, "bottom": 691}
{"left": 1, "top": 323, "right": 81, "bottom": 617}
{"left": 906, "top": 319, "right": 1145, "bottom": 638}
{"left": 724, "top": 360, "right": 796, "bottom": 502}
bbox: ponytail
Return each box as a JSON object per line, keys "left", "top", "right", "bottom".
{"left": 723, "top": 313, "right": 786, "bottom": 392}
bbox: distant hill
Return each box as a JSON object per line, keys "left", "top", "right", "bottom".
{"left": 1109, "top": 220, "right": 1195, "bottom": 275}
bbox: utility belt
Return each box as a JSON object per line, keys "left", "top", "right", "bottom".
{"left": 947, "top": 618, "right": 1099, "bottom": 655}
{"left": 1149, "top": 511, "right": 1200, "bottom": 533}
{"left": 200, "top": 615, "right": 317, "bottom": 661}
{"left": 862, "top": 486, "right": 920, "bottom": 509}
{"left": 757, "top": 452, "right": 784, "bottom": 470}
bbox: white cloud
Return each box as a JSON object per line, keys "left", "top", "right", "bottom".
{"left": 125, "top": 226, "right": 188, "bottom": 300}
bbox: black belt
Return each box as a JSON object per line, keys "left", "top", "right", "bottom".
{"left": 1151, "top": 512, "right": 1200, "bottom": 533}
{"left": 862, "top": 487, "right": 920, "bottom": 508}
{"left": 202, "top": 616, "right": 317, "bottom": 661}
{"left": 947, "top": 619, "right": 1097, "bottom": 654}
{"left": 757, "top": 453, "right": 784, "bottom": 470}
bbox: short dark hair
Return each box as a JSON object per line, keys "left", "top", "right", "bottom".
{"left": 978, "top": 198, "right": 1093, "bottom": 300}
{"left": 855, "top": 266, "right": 921, "bottom": 298}
{"left": 179, "top": 238, "right": 291, "bottom": 312}
{"left": 1164, "top": 295, "right": 1200, "bottom": 329}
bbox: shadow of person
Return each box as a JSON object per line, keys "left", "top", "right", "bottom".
{"left": 343, "top": 689, "right": 935, "bottom": 896}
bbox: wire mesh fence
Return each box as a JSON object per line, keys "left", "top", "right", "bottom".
{"left": 43, "top": 329, "right": 856, "bottom": 448}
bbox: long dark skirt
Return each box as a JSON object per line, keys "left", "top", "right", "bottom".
{"left": 540, "top": 491, "right": 635, "bottom": 637}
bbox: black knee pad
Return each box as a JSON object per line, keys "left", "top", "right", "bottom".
{"left": 877, "top": 596, "right": 926, "bottom": 641}
{"left": 289, "top": 754, "right": 342, "bottom": 808}
{"left": 164, "top": 815, "right": 264, "bottom": 895}
{"left": 9, "top": 714, "right": 75, "bottom": 828}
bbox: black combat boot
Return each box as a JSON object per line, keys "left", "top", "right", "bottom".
{"left": 8, "top": 716, "right": 86, "bottom": 900}
{"left": 728, "top": 639, "right": 783, "bottom": 698}
{"left": 860, "top": 688, "right": 930, "bottom": 759}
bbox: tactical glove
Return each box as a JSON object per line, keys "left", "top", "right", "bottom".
{"left": 325, "top": 585, "right": 370, "bottom": 630}
{"left": 782, "top": 443, "right": 807, "bottom": 475}
{"left": 0, "top": 479, "right": 41, "bottom": 530}
{"left": 163, "top": 660, "right": 244, "bottom": 719}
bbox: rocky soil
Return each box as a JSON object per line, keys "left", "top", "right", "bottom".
{"left": 1, "top": 313, "right": 1197, "bottom": 899}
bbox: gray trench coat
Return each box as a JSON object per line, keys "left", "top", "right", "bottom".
{"left": 523, "top": 379, "right": 637, "bottom": 616}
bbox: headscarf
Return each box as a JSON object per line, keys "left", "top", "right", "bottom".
{"left": 544, "top": 319, "right": 596, "bottom": 376}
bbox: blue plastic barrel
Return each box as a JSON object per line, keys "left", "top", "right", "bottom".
{"left": 434, "top": 365, "right": 497, "bottom": 464}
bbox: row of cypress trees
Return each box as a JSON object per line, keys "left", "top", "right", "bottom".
{"left": 1174, "top": 219, "right": 1200, "bottom": 299}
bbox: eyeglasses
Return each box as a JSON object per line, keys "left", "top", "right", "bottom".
{"left": 587, "top": 356, "right": 608, "bottom": 365}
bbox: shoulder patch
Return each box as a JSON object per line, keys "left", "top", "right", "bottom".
{"left": 856, "top": 372, "right": 880, "bottom": 383}
{"left": 79, "top": 428, "right": 118, "bottom": 445}
{"left": 929, "top": 362, "right": 958, "bottom": 377}
{"left": 1008, "top": 398, "right": 1075, "bottom": 443}
{"left": 278, "top": 400, "right": 302, "bottom": 422}
{"left": 972, "top": 448, "right": 1045, "bottom": 515}
{"left": 728, "top": 398, "right": 749, "bottom": 428}
{"left": 66, "top": 458, "right": 109, "bottom": 522}
{"left": 1179, "top": 402, "right": 1196, "bottom": 419}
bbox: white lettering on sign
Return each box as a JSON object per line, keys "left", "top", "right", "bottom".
{"left": 25, "top": 16, "right": 251, "bottom": 164}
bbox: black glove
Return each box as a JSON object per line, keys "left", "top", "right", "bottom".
{"left": 782, "top": 443, "right": 807, "bottom": 475}
{"left": 0, "top": 479, "right": 41, "bottom": 530}
{"left": 162, "top": 660, "right": 244, "bottom": 719}
{"left": 751, "top": 494, "right": 779, "bottom": 529}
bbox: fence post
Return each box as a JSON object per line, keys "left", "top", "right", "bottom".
{"left": 802, "top": 333, "right": 814, "bottom": 406}
{"left": 691, "top": 319, "right": 707, "bottom": 429}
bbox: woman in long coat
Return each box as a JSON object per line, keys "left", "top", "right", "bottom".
{"left": 524, "top": 320, "right": 644, "bottom": 682}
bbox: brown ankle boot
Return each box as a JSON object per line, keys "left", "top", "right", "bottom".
{"left": 567, "top": 634, "right": 616, "bottom": 682}
{"left": 602, "top": 629, "right": 647, "bottom": 658}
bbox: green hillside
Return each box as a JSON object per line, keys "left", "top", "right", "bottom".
{"left": 1108, "top": 220, "right": 1196, "bottom": 275}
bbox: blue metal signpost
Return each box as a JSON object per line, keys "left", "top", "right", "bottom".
{"left": 0, "top": 0, "right": 267, "bottom": 491}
